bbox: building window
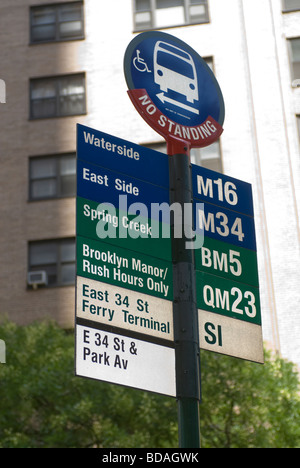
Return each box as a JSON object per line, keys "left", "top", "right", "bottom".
{"left": 133, "top": 0, "right": 209, "bottom": 31}
{"left": 144, "top": 142, "right": 168, "bottom": 153}
{"left": 30, "top": 73, "right": 86, "bottom": 119}
{"left": 28, "top": 238, "right": 75, "bottom": 287}
{"left": 30, "top": 1, "right": 84, "bottom": 43}
{"left": 282, "top": 0, "right": 300, "bottom": 12}
{"left": 29, "top": 153, "right": 76, "bottom": 200}
{"left": 288, "top": 38, "right": 300, "bottom": 83}
{"left": 190, "top": 140, "right": 222, "bottom": 173}
{"left": 144, "top": 139, "right": 222, "bottom": 172}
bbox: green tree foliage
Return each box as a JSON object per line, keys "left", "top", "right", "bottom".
{"left": 200, "top": 350, "right": 300, "bottom": 448}
{"left": 0, "top": 320, "right": 299, "bottom": 448}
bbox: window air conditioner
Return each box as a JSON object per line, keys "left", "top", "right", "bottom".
{"left": 27, "top": 271, "right": 48, "bottom": 289}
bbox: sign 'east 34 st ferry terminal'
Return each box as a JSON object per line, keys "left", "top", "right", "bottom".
{"left": 75, "top": 31, "right": 263, "bottom": 449}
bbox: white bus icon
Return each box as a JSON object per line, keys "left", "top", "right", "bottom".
{"left": 154, "top": 41, "right": 198, "bottom": 103}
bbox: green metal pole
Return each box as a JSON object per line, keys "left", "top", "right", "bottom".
{"left": 178, "top": 398, "right": 200, "bottom": 448}
{"left": 169, "top": 149, "right": 201, "bottom": 449}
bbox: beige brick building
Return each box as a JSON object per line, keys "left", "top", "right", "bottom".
{"left": 0, "top": 0, "right": 300, "bottom": 368}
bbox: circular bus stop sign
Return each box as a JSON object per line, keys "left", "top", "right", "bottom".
{"left": 124, "top": 31, "right": 225, "bottom": 154}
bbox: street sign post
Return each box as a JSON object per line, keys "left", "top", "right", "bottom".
{"left": 75, "top": 30, "right": 263, "bottom": 449}
{"left": 123, "top": 30, "right": 263, "bottom": 449}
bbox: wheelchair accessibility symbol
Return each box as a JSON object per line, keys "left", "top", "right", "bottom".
{"left": 133, "top": 50, "right": 152, "bottom": 73}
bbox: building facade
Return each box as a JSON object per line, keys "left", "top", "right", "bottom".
{"left": 0, "top": 0, "right": 300, "bottom": 367}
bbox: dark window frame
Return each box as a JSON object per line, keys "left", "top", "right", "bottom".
{"left": 287, "top": 37, "right": 300, "bottom": 83}
{"left": 282, "top": 0, "right": 300, "bottom": 13}
{"left": 29, "top": 153, "right": 76, "bottom": 201}
{"left": 143, "top": 139, "right": 223, "bottom": 173}
{"left": 28, "top": 238, "right": 76, "bottom": 288}
{"left": 190, "top": 139, "right": 223, "bottom": 173}
{"left": 29, "top": 73, "right": 86, "bottom": 120}
{"left": 296, "top": 115, "right": 300, "bottom": 140}
{"left": 133, "top": 0, "right": 210, "bottom": 32}
{"left": 30, "top": 1, "right": 85, "bottom": 44}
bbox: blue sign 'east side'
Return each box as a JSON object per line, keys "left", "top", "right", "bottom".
{"left": 77, "top": 159, "right": 169, "bottom": 220}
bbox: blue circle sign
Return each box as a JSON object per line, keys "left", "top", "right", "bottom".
{"left": 124, "top": 31, "right": 225, "bottom": 152}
